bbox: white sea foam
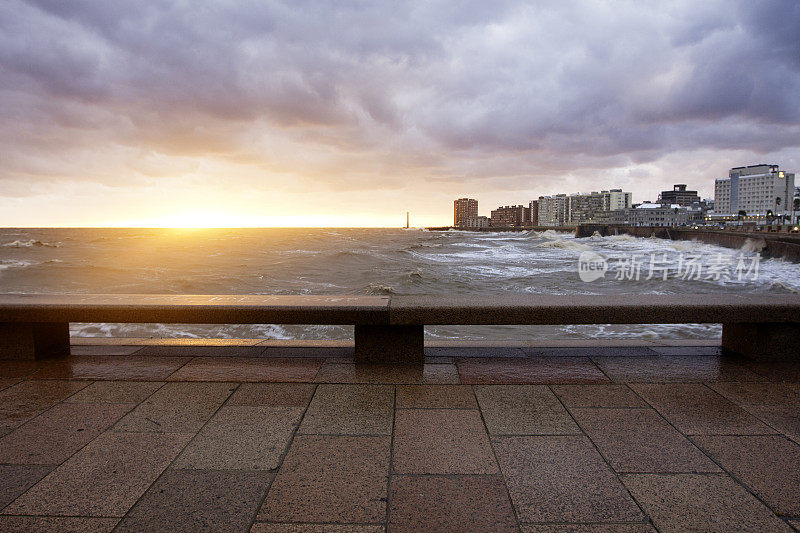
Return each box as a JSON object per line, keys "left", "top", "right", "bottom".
{"left": 535, "top": 239, "right": 591, "bottom": 251}
{"left": 670, "top": 240, "right": 700, "bottom": 252}
{"left": 0, "top": 259, "right": 35, "bottom": 271}
{"left": 2, "top": 239, "right": 61, "bottom": 248}
{"left": 605, "top": 234, "right": 639, "bottom": 242}
{"left": 740, "top": 238, "right": 766, "bottom": 253}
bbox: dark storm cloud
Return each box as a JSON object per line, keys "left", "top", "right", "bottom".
{"left": 1, "top": 0, "right": 799, "bottom": 194}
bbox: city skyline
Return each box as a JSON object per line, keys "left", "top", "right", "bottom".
{"left": 1, "top": 1, "right": 799, "bottom": 227}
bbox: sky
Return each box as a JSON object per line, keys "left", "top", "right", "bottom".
{"left": 1, "top": 0, "right": 799, "bottom": 227}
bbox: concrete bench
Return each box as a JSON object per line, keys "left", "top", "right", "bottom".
{"left": 0, "top": 294, "right": 391, "bottom": 361}
{"left": 1, "top": 293, "right": 799, "bottom": 362}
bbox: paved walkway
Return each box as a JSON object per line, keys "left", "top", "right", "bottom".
{"left": 0, "top": 343, "right": 799, "bottom": 531}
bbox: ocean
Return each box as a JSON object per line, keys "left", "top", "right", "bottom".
{"left": 1, "top": 227, "right": 798, "bottom": 341}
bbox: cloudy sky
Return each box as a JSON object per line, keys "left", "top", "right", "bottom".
{"left": 1, "top": 0, "right": 799, "bottom": 227}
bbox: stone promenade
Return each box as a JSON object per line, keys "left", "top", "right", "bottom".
{"left": 0, "top": 340, "right": 799, "bottom": 531}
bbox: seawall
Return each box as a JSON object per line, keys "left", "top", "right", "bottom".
{"left": 577, "top": 225, "right": 800, "bottom": 262}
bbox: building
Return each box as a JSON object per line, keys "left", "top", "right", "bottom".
{"left": 625, "top": 203, "right": 692, "bottom": 227}
{"left": 538, "top": 194, "right": 568, "bottom": 226}
{"left": 490, "top": 205, "right": 531, "bottom": 227}
{"left": 658, "top": 184, "right": 701, "bottom": 206}
{"left": 537, "top": 190, "right": 631, "bottom": 226}
{"left": 566, "top": 189, "right": 632, "bottom": 225}
{"left": 454, "top": 198, "right": 478, "bottom": 227}
{"left": 592, "top": 209, "right": 628, "bottom": 225}
{"left": 529, "top": 200, "right": 538, "bottom": 227}
{"left": 465, "top": 216, "right": 490, "bottom": 228}
{"left": 714, "top": 164, "right": 795, "bottom": 220}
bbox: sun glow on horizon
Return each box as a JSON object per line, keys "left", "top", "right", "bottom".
{"left": 99, "top": 209, "right": 421, "bottom": 229}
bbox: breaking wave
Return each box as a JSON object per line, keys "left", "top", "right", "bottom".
{"left": 535, "top": 239, "right": 591, "bottom": 251}
{"left": 2, "top": 239, "right": 61, "bottom": 248}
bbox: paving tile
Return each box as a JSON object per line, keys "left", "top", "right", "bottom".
{"left": 0, "top": 360, "right": 44, "bottom": 378}
{"left": 692, "top": 435, "right": 800, "bottom": 515}
{"left": 395, "top": 384, "right": 477, "bottom": 408}
{"left": 261, "top": 346, "right": 354, "bottom": 358}
{"left": 252, "top": 524, "right": 383, "bottom": 532}
{"left": 115, "top": 469, "right": 271, "bottom": 532}
{"left": 173, "top": 406, "right": 303, "bottom": 470}
{"left": 299, "top": 384, "right": 393, "bottom": 435}
{"left": 551, "top": 384, "right": 648, "bottom": 408}
{"left": 2, "top": 431, "right": 193, "bottom": 517}
{"left": 0, "top": 516, "right": 119, "bottom": 532}
{"left": 742, "top": 405, "right": 800, "bottom": 441}
{"left": 113, "top": 382, "right": 236, "bottom": 433}
{"left": 457, "top": 357, "right": 609, "bottom": 385}
{"left": 314, "top": 363, "right": 459, "bottom": 384}
{"left": 654, "top": 339, "right": 721, "bottom": 347}
{"left": 32, "top": 355, "right": 190, "bottom": 381}
{"left": 388, "top": 475, "right": 517, "bottom": 532}
{"left": 740, "top": 361, "right": 800, "bottom": 382}
{"left": 135, "top": 345, "right": 268, "bottom": 357}
{"left": 393, "top": 409, "right": 497, "bottom": 474}
{"left": 425, "top": 347, "right": 527, "bottom": 358}
{"left": 227, "top": 383, "right": 316, "bottom": 407}
{"left": 493, "top": 435, "right": 642, "bottom": 523}
{"left": 475, "top": 385, "right": 580, "bottom": 435}
{"left": 521, "top": 525, "right": 655, "bottom": 532}
{"left": 591, "top": 356, "right": 762, "bottom": 383}
{"left": 570, "top": 408, "right": 721, "bottom": 473}
{"left": 0, "top": 380, "right": 89, "bottom": 434}
{"left": 631, "top": 384, "right": 776, "bottom": 435}
{"left": 424, "top": 355, "right": 454, "bottom": 364}
{"left": 523, "top": 346, "right": 660, "bottom": 357}
{"left": 0, "top": 464, "right": 52, "bottom": 509}
{"left": 0, "top": 378, "right": 20, "bottom": 391}
{"left": 789, "top": 519, "right": 800, "bottom": 531}
{"left": 708, "top": 382, "right": 800, "bottom": 406}
{"left": 622, "top": 473, "right": 792, "bottom": 532}
{"left": 258, "top": 435, "right": 390, "bottom": 523}
{"left": 70, "top": 345, "right": 143, "bottom": 356}
{"left": 167, "top": 357, "right": 322, "bottom": 382}
{"left": 0, "top": 402, "right": 133, "bottom": 464}
{"left": 649, "top": 346, "right": 724, "bottom": 356}
{"left": 64, "top": 381, "right": 164, "bottom": 403}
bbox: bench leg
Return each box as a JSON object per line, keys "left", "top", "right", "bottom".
{"left": 0, "top": 323, "right": 70, "bottom": 360}
{"left": 722, "top": 322, "right": 800, "bottom": 361}
{"left": 354, "top": 325, "right": 424, "bottom": 363}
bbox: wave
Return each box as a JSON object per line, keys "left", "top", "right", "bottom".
{"left": 740, "top": 238, "right": 766, "bottom": 253}
{"left": 406, "top": 242, "right": 443, "bottom": 250}
{"left": 670, "top": 240, "right": 700, "bottom": 252}
{"left": 1, "top": 239, "right": 61, "bottom": 248}
{"left": 0, "top": 259, "right": 35, "bottom": 271}
{"left": 365, "top": 283, "right": 396, "bottom": 295}
{"left": 535, "top": 239, "right": 590, "bottom": 251}
{"left": 605, "top": 234, "right": 639, "bottom": 242}
{"left": 538, "top": 229, "right": 562, "bottom": 239}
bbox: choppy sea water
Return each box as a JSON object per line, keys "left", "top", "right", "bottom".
{"left": 1, "top": 228, "right": 798, "bottom": 341}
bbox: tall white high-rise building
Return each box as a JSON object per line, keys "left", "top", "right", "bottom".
{"left": 715, "top": 164, "right": 795, "bottom": 217}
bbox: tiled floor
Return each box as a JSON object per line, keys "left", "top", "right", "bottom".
{"left": 0, "top": 344, "right": 798, "bottom": 532}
